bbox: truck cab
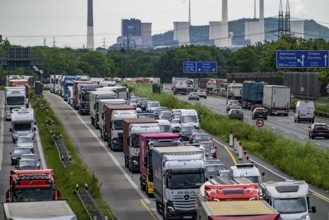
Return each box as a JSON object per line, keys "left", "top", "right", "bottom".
{"left": 261, "top": 180, "right": 316, "bottom": 220}
{"left": 77, "top": 84, "right": 99, "bottom": 114}
{"left": 5, "top": 86, "right": 27, "bottom": 120}
{"left": 10, "top": 108, "right": 36, "bottom": 143}
{"left": 229, "top": 163, "right": 262, "bottom": 184}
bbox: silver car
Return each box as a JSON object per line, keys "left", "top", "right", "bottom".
{"left": 16, "top": 136, "right": 34, "bottom": 153}
{"left": 20, "top": 153, "right": 41, "bottom": 169}
{"left": 16, "top": 158, "right": 40, "bottom": 170}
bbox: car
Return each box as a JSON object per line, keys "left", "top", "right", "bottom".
{"left": 10, "top": 147, "right": 33, "bottom": 165}
{"left": 137, "top": 112, "right": 155, "bottom": 119}
{"left": 226, "top": 100, "right": 241, "bottom": 112}
{"left": 128, "top": 98, "right": 138, "bottom": 108}
{"left": 252, "top": 107, "right": 268, "bottom": 120}
{"left": 196, "top": 89, "right": 207, "bottom": 99}
{"left": 157, "top": 119, "right": 172, "bottom": 132}
{"left": 146, "top": 101, "right": 160, "bottom": 112}
{"left": 180, "top": 125, "right": 197, "bottom": 141}
{"left": 189, "top": 132, "right": 212, "bottom": 144}
{"left": 188, "top": 92, "right": 199, "bottom": 100}
{"left": 20, "top": 153, "right": 41, "bottom": 169}
{"left": 171, "top": 118, "right": 181, "bottom": 133}
{"left": 16, "top": 136, "right": 34, "bottom": 153}
{"left": 204, "top": 159, "right": 226, "bottom": 180}
{"left": 140, "top": 99, "right": 150, "bottom": 111}
{"left": 199, "top": 141, "right": 217, "bottom": 159}
{"left": 308, "top": 123, "right": 329, "bottom": 139}
{"left": 16, "top": 158, "right": 40, "bottom": 170}
{"left": 136, "top": 98, "right": 148, "bottom": 109}
{"left": 159, "top": 110, "right": 173, "bottom": 121}
{"left": 227, "top": 109, "right": 244, "bottom": 121}
{"left": 153, "top": 107, "right": 168, "bottom": 119}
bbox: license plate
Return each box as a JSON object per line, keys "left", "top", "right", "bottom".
{"left": 183, "top": 216, "right": 193, "bottom": 219}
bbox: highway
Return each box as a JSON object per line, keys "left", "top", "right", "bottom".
{"left": 42, "top": 90, "right": 329, "bottom": 220}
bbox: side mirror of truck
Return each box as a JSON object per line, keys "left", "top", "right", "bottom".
{"left": 310, "top": 206, "right": 316, "bottom": 213}
{"left": 9, "top": 128, "right": 12, "bottom": 132}
{"left": 144, "top": 156, "right": 147, "bottom": 167}
{"left": 93, "top": 104, "right": 96, "bottom": 110}
{"left": 34, "top": 127, "right": 37, "bottom": 131}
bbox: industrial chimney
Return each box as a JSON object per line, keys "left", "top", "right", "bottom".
{"left": 87, "top": 0, "right": 94, "bottom": 50}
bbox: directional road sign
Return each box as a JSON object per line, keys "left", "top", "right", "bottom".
{"left": 276, "top": 50, "right": 329, "bottom": 68}
{"left": 183, "top": 61, "right": 217, "bottom": 73}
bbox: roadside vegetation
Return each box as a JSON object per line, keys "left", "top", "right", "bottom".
{"left": 30, "top": 92, "right": 114, "bottom": 220}
{"left": 131, "top": 83, "right": 329, "bottom": 190}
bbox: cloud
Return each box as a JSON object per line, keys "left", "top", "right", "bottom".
{"left": 289, "top": 0, "right": 306, "bottom": 19}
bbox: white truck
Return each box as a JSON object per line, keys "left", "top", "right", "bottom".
{"left": 96, "top": 85, "right": 129, "bottom": 100}
{"left": 262, "top": 85, "right": 291, "bottom": 116}
{"left": 180, "top": 109, "right": 200, "bottom": 129}
{"left": 10, "top": 108, "right": 36, "bottom": 143}
{"left": 89, "top": 91, "right": 117, "bottom": 127}
{"left": 171, "top": 77, "right": 194, "bottom": 95}
{"left": 98, "top": 99, "right": 128, "bottom": 140}
{"left": 105, "top": 105, "right": 137, "bottom": 151}
{"left": 261, "top": 180, "right": 316, "bottom": 220}
{"left": 152, "top": 146, "right": 205, "bottom": 220}
{"left": 229, "top": 163, "right": 263, "bottom": 184}
{"left": 5, "top": 87, "right": 27, "bottom": 120}
{"left": 123, "top": 118, "right": 160, "bottom": 172}
{"left": 226, "top": 83, "right": 243, "bottom": 102}
{"left": 3, "top": 200, "right": 77, "bottom": 220}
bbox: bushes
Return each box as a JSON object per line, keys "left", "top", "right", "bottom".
{"left": 131, "top": 83, "right": 329, "bottom": 190}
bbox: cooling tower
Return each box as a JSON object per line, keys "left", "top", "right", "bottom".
{"left": 173, "top": 22, "right": 190, "bottom": 46}
{"left": 87, "top": 0, "right": 94, "bottom": 50}
{"left": 291, "top": 20, "right": 304, "bottom": 38}
{"left": 141, "top": 23, "right": 152, "bottom": 47}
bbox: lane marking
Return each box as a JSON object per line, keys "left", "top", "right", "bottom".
{"left": 0, "top": 94, "right": 4, "bottom": 170}
{"left": 140, "top": 199, "right": 158, "bottom": 220}
{"left": 51, "top": 94, "right": 152, "bottom": 205}
{"left": 224, "top": 146, "right": 237, "bottom": 166}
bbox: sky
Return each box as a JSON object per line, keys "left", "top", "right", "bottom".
{"left": 0, "top": 0, "right": 328, "bottom": 49}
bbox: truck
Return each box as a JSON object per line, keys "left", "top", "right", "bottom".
{"left": 9, "top": 79, "right": 29, "bottom": 107}
{"left": 98, "top": 99, "right": 128, "bottom": 139}
{"left": 10, "top": 108, "right": 36, "bottom": 143}
{"left": 261, "top": 180, "right": 316, "bottom": 220}
{"left": 171, "top": 77, "right": 194, "bottom": 95}
{"left": 104, "top": 104, "right": 137, "bottom": 151}
{"left": 226, "top": 83, "right": 243, "bottom": 102}
{"left": 77, "top": 84, "right": 99, "bottom": 114}
{"left": 62, "top": 76, "right": 81, "bottom": 101}
{"left": 72, "top": 81, "right": 96, "bottom": 110}
{"left": 123, "top": 118, "right": 160, "bottom": 172}
{"left": 3, "top": 200, "right": 76, "bottom": 220}
{"left": 229, "top": 163, "right": 263, "bottom": 184}
{"left": 89, "top": 91, "right": 117, "bottom": 127}
{"left": 5, "top": 87, "right": 27, "bottom": 120}
{"left": 262, "top": 85, "right": 291, "bottom": 116}
{"left": 96, "top": 85, "right": 129, "bottom": 100}
{"left": 198, "top": 200, "right": 280, "bottom": 220}
{"left": 6, "top": 169, "right": 61, "bottom": 202}
{"left": 152, "top": 146, "right": 205, "bottom": 220}
{"left": 242, "top": 81, "right": 268, "bottom": 110}
{"left": 139, "top": 133, "right": 182, "bottom": 197}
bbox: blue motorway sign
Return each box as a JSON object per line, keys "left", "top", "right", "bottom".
{"left": 183, "top": 61, "right": 217, "bottom": 73}
{"left": 276, "top": 50, "right": 329, "bottom": 68}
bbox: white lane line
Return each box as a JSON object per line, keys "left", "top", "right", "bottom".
{"left": 298, "top": 136, "right": 305, "bottom": 139}
{"left": 52, "top": 94, "right": 151, "bottom": 204}
{"left": 212, "top": 138, "right": 329, "bottom": 202}
{"left": 0, "top": 94, "right": 4, "bottom": 171}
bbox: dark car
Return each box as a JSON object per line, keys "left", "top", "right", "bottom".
{"left": 204, "top": 160, "right": 226, "bottom": 180}
{"left": 199, "top": 141, "right": 217, "bottom": 159}
{"left": 252, "top": 107, "right": 268, "bottom": 120}
{"left": 136, "top": 98, "right": 148, "bottom": 109}
{"left": 227, "top": 109, "right": 244, "bottom": 121}
{"left": 309, "top": 123, "right": 329, "bottom": 139}
{"left": 153, "top": 107, "right": 168, "bottom": 119}
{"left": 140, "top": 99, "right": 149, "bottom": 111}
{"left": 189, "top": 132, "right": 212, "bottom": 144}
{"left": 180, "top": 125, "right": 197, "bottom": 141}
{"left": 10, "top": 147, "right": 33, "bottom": 165}
{"left": 137, "top": 112, "right": 155, "bottom": 119}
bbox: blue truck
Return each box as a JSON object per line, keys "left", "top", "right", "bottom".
{"left": 62, "top": 76, "right": 81, "bottom": 101}
{"left": 242, "top": 81, "right": 268, "bottom": 110}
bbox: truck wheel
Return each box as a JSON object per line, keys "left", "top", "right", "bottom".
{"left": 140, "top": 176, "right": 145, "bottom": 191}
{"left": 156, "top": 201, "right": 162, "bottom": 215}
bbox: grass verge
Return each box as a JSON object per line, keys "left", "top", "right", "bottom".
{"left": 31, "top": 93, "right": 114, "bottom": 220}
{"left": 131, "top": 83, "right": 329, "bottom": 190}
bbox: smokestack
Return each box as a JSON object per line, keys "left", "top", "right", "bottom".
{"left": 259, "top": 0, "right": 265, "bottom": 42}
{"left": 87, "top": 0, "right": 94, "bottom": 50}
{"left": 189, "top": 0, "right": 191, "bottom": 25}
{"left": 220, "top": 0, "right": 229, "bottom": 47}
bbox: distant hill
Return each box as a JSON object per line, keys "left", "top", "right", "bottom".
{"left": 152, "top": 18, "right": 329, "bottom": 46}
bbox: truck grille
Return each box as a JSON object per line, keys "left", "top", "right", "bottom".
{"left": 118, "top": 133, "right": 123, "bottom": 139}
{"left": 171, "top": 194, "right": 196, "bottom": 210}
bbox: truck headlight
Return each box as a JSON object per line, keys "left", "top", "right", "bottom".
{"left": 301, "top": 214, "right": 310, "bottom": 220}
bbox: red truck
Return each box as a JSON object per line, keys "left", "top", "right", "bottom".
{"left": 6, "top": 169, "right": 61, "bottom": 202}
{"left": 123, "top": 118, "right": 159, "bottom": 173}
{"left": 139, "top": 133, "right": 181, "bottom": 197}
{"left": 72, "top": 81, "right": 95, "bottom": 110}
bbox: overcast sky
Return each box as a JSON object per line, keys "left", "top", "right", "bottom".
{"left": 0, "top": 0, "right": 328, "bottom": 49}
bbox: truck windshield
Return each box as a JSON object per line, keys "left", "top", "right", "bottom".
{"left": 113, "top": 120, "right": 123, "bottom": 130}
{"left": 81, "top": 93, "right": 90, "bottom": 101}
{"left": 13, "top": 188, "right": 53, "bottom": 202}
{"left": 245, "top": 176, "right": 261, "bottom": 184}
{"left": 131, "top": 135, "right": 139, "bottom": 148}
{"left": 181, "top": 116, "right": 197, "bottom": 123}
{"left": 6, "top": 97, "right": 25, "bottom": 105}
{"left": 159, "top": 125, "right": 171, "bottom": 132}
{"left": 273, "top": 198, "right": 307, "bottom": 214}
{"left": 14, "top": 124, "right": 32, "bottom": 131}
{"left": 167, "top": 173, "right": 204, "bottom": 189}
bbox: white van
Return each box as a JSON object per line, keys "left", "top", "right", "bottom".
{"left": 180, "top": 109, "right": 200, "bottom": 129}
{"left": 156, "top": 119, "right": 171, "bottom": 132}
{"left": 294, "top": 101, "right": 315, "bottom": 123}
